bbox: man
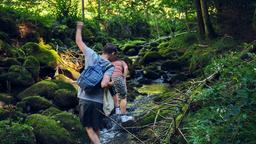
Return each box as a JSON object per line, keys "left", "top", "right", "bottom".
{"left": 76, "top": 21, "right": 116, "bottom": 144}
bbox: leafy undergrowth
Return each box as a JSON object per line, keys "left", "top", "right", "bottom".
{"left": 181, "top": 42, "right": 256, "bottom": 143}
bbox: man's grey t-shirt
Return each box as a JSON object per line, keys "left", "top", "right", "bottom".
{"left": 77, "top": 46, "right": 114, "bottom": 104}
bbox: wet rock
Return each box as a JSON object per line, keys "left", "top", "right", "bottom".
{"left": 23, "top": 56, "right": 40, "bottom": 80}
{"left": 26, "top": 114, "right": 73, "bottom": 144}
{"left": 143, "top": 69, "right": 161, "bottom": 80}
{"left": 52, "top": 112, "right": 85, "bottom": 143}
{"left": 17, "top": 96, "right": 52, "bottom": 113}
{"left": 53, "top": 89, "right": 78, "bottom": 110}
{"left": 0, "top": 120, "right": 36, "bottom": 144}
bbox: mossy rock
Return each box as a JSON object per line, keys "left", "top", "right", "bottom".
{"left": 54, "top": 74, "right": 79, "bottom": 90}
{"left": 23, "top": 56, "right": 40, "bottom": 80}
{"left": 143, "top": 69, "right": 160, "bottom": 80}
{"left": 17, "top": 96, "right": 52, "bottom": 113}
{"left": 0, "top": 120, "right": 37, "bottom": 144}
{"left": 17, "top": 80, "right": 59, "bottom": 100}
{"left": 0, "top": 65, "right": 34, "bottom": 86}
{"left": 161, "top": 60, "right": 184, "bottom": 71}
{"left": 0, "top": 108, "right": 9, "bottom": 120}
{"left": 0, "top": 40, "right": 25, "bottom": 57}
{"left": 122, "top": 40, "right": 146, "bottom": 56}
{"left": 21, "top": 42, "right": 60, "bottom": 68}
{"left": 41, "top": 107, "right": 62, "bottom": 116}
{"left": 0, "top": 93, "right": 14, "bottom": 104}
{"left": 53, "top": 89, "right": 78, "bottom": 110}
{"left": 141, "top": 52, "right": 163, "bottom": 65}
{"left": 59, "top": 67, "right": 80, "bottom": 80}
{"left": 26, "top": 114, "right": 73, "bottom": 144}
{"left": 52, "top": 112, "right": 84, "bottom": 143}
{"left": 211, "top": 37, "right": 237, "bottom": 52}
{"left": 17, "top": 80, "right": 76, "bottom": 100}
{"left": 0, "top": 57, "right": 21, "bottom": 67}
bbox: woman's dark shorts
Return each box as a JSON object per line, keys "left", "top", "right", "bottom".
{"left": 79, "top": 99, "right": 105, "bottom": 131}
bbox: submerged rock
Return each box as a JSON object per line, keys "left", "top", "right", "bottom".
{"left": 26, "top": 114, "right": 73, "bottom": 144}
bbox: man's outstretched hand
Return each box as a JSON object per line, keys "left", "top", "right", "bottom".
{"left": 77, "top": 21, "right": 84, "bottom": 29}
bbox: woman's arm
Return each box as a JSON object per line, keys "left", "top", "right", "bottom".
{"left": 76, "top": 22, "right": 87, "bottom": 53}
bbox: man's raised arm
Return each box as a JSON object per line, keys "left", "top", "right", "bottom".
{"left": 76, "top": 21, "right": 86, "bottom": 53}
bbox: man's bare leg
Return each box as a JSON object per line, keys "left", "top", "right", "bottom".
{"left": 120, "top": 98, "right": 127, "bottom": 114}
{"left": 85, "top": 128, "right": 100, "bottom": 144}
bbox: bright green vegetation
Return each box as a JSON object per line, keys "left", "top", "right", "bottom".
{"left": 137, "top": 84, "right": 168, "bottom": 95}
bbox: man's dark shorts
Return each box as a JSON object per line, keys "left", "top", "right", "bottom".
{"left": 79, "top": 99, "right": 105, "bottom": 131}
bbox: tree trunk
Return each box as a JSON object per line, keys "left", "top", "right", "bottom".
{"left": 195, "top": 0, "right": 205, "bottom": 38}
{"left": 200, "top": 0, "right": 216, "bottom": 39}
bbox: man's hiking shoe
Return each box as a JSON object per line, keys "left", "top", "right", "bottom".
{"left": 115, "top": 107, "right": 121, "bottom": 114}
{"left": 121, "top": 115, "right": 134, "bottom": 123}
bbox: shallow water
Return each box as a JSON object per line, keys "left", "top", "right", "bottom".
{"left": 99, "top": 83, "right": 167, "bottom": 144}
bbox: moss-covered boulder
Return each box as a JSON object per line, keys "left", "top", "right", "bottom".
{"left": 0, "top": 65, "right": 34, "bottom": 86}
{"left": 21, "top": 42, "right": 60, "bottom": 68}
{"left": 0, "top": 40, "right": 25, "bottom": 57}
{"left": 161, "top": 60, "right": 184, "bottom": 71}
{"left": 0, "top": 57, "right": 21, "bottom": 67}
{"left": 0, "top": 93, "right": 14, "bottom": 104}
{"left": 23, "top": 56, "right": 40, "bottom": 80}
{"left": 26, "top": 114, "right": 73, "bottom": 144}
{"left": 58, "top": 67, "right": 80, "bottom": 80}
{"left": 53, "top": 89, "right": 78, "bottom": 110}
{"left": 122, "top": 40, "right": 146, "bottom": 56}
{"left": 0, "top": 120, "right": 37, "bottom": 144}
{"left": 41, "top": 107, "right": 62, "bottom": 116}
{"left": 54, "top": 74, "right": 79, "bottom": 90}
{"left": 141, "top": 52, "right": 163, "bottom": 65}
{"left": 17, "top": 79, "right": 76, "bottom": 100}
{"left": 52, "top": 112, "right": 84, "bottom": 143}
{"left": 17, "top": 80, "right": 59, "bottom": 100}
{"left": 17, "top": 96, "right": 52, "bottom": 113}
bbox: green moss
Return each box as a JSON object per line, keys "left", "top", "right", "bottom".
{"left": 23, "top": 56, "right": 40, "bottom": 80}
{"left": 17, "top": 80, "right": 58, "bottom": 100}
{"left": 0, "top": 57, "right": 21, "bottom": 67}
{"left": 137, "top": 84, "right": 168, "bottom": 95}
{"left": 17, "top": 79, "right": 76, "bottom": 100}
{"left": 0, "top": 39, "right": 26, "bottom": 58}
{"left": 0, "top": 120, "right": 36, "bottom": 144}
{"left": 17, "top": 96, "right": 52, "bottom": 113}
{"left": 51, "top": 79, "right": 76, "bottom": 92}
{"left": 52, "top": 112, "right": 84, "bottom": 143}
{"left": 53, "top": 89, "right": 78, "bottom": 110}
{"left": 26, "top": 114, "right": 73, "bottom": 144}
{"left": 59, "top": 67, "right": 80, "bottom": 80}
{"left": 41, "top": 107, "right": 62, "bottom": 116}
{"left": 0, "top": 65, "right": 34, "bottom": 86}
{"left": 22, "top": 42, "right": 60, "bottom": 68}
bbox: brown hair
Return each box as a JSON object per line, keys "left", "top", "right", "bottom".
{"left": 103, "top": 43, "right": 117, "bottom": 55}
